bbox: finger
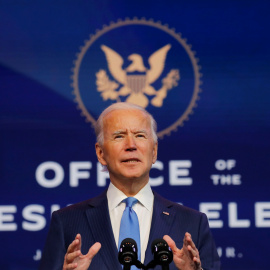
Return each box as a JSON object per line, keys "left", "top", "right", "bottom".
{"left": 66, "top": 250, "right": 81, "bottom": 263}
{"left": 182, "top": 233, "right": 199, "bottom": 262}
{"left": 193, "top": 256, "right": 201, "bottom": 264}
{"left": 66, "top": 238, "right": 80, "bottom": 254}
{"left": 65, "top": 262, "right": 78, "bottom": 270}
{"left": 187, "top": 244, "right": 198, "bottom": 260}
{"left": 85, "top": 242, "right": 101, "bottom": 260}
{"left": 185, "top": 235, "right": 201, "bottom": 268}
{"left": 163, "top": 236, "right": 187, "bottom": 269}
{"left": 163, "top": 235, "right": 178, "bottom": 254}
{"left": 184, "top": 232, "right": 196, "bottom": 250}
{"left": 63, "top": 252, "right": 78, "bottom": 269}
{"left": 74, "top": 234, "right": 82, "bottom": 251}
{"left": 193, "top": 256, "right": 202, "bottom": 270}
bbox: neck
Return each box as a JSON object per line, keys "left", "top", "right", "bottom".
{"left": 110, "top": 178, "right": 148, "bottom": 197}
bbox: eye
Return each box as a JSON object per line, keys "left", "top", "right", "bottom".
{"left": 136, "top": 133, "right": 146, "bottom": 138}
{"left": 114, "top": 134, "right": 124, "bottom": 139}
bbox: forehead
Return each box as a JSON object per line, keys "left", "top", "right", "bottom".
{"left": 103, "top": 109, "right": 151, "bottom": 132}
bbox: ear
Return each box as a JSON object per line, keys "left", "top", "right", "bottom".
{"left": 95, "top": 143, "right": 107, "bottom": 166}
{"left": 152, "top": 142, "right": 158, "bottom": 164}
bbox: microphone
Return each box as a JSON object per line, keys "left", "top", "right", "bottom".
{"left": 151, "top": 239, "right": 173, "bottom": 270}
{"left": 119, "top": 238, "right": 145, "bottom": 270}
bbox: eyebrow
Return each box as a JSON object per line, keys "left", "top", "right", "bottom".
{"left": 112, "top": 130, "right": 148, "bottom": 135}
{"left": 112, "top": 130, "right": 126, "bottom": 136}
{"left": 134, "top": 130, "right": 148, "bottom": 135}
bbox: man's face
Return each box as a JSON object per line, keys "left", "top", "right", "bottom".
{"left": 95, "top": 109, "right": 158, "bottom": 187}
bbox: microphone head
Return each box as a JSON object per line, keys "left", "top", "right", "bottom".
{"left": 151, "top": 238, "right": 173, "bottom": 265}
{"left": 118, "top": 238, "right": 138, "bottom": 266}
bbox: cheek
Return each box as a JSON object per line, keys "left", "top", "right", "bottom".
{"left": 104, "top": 147, "right": 120, "bottom": 162}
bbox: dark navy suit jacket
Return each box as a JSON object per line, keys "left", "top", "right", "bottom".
{"left": 39, "top": 191, "right": 220, "bottom": 270}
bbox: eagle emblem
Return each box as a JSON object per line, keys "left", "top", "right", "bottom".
{"left": 96, "top": 44, "right": 180, "bottom": 108}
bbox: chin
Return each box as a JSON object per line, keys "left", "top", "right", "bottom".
{"left": 124, "top": 174, "right": 142, "bottom": 180}
{"left": 125, "top": 172, "right": 149, "bottom": 182}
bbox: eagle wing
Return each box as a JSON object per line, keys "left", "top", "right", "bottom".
{"left": 101, "top": 45, "right": 126, "bottom": 84}
{"left": 147, "top": 44, "right": 171, "bottom": 84}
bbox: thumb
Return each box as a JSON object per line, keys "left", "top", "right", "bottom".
{"left": 86, "top": 242, "right": 101, "bottom": 260}
{"left": 163, "top": 235, "right": 178, "bottom": 254}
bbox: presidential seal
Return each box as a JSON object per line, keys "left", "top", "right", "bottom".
{"left": 71, "top": 18, "right": 202, "bottom": 138}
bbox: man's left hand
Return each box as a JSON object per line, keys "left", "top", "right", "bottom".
{"left": 163, "top": 233, "right": 201, "bottom": 270}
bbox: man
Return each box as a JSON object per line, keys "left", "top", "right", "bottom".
{"left": 39, "top": 102, "right": 220, "bottom": 270}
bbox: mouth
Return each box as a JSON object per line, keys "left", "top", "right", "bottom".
{"left": 122, "top": 158, "right": 141, "bottom": 163}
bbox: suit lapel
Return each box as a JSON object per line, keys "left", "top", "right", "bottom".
{"left": 84, "top": 191, "right": 176, "bottom": 268}
{"left": 144, "top": 192, "right": 176, "bottom": 265}
{"left": 85, "top": 191, "right": 122, "bottom": 270}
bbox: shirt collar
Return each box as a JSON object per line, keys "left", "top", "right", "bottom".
{"left": 107, "top": 182, "right": 153, "bottom": 212}
{"left": 107, "top": 182, "right": 127, "bottom": 211}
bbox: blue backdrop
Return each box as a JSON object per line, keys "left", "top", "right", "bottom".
{"left": 1, "top": 1, "right": 269, "bottom": 269}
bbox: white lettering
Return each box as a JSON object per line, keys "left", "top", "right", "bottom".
{"left": 255, "top": 202, "right": 270, "bottom": 227}
{"left": 210, "top": 174, "right": 241, "bottom": 185}
{"left": 199, "top": 203, "right": 223, "bottom": 228}
{"left": 97, "top": 163, "right": 110, "bottom": 187}
{"left": 227, "top": 160, "right": 236, "bottom": 170}
{"left": 36, "top": 161, "right": 64, "bottom": 188}
{"left": 226, "top": 247, "right": 236, "bottom": 258}
{"left": 150, "top": 160, "right": 164, "bottom": 186}
{"left": 169, "top": 160, "right": 192, "bottom": 186}
{"left": 22, "top": 205, "right": 46, "bottom": 231}
{"left": 215, "top": 159, "right": 236, "bottom": 171}
{"left": 217, "top": 247, "right": 222, "bottom": 257}
{"left": 33, "top": 249, "right": 42, "bottom": 261}
{"left": 51, "top": 204, "right": 61, "bottom": 215}
{"left": 1, "top": 201, "right": 270, "bottom": 231}
{"left": 70, "top": 162, "right": 92, "bottom": 187}
{"left": 228, "top": 202, "right": 250, "bottom": 228}
{"left": 0, "top": 206, "right": 17, "bottom": 231}
{"left": 211, "top": 175, "right": 220, "bottom": 185}
{"left": 221, "top": 175, "right": 231, "bottom": 184}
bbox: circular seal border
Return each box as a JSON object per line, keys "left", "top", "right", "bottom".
{"left": 71, "top": 17, "right": 202, "bottom": 139}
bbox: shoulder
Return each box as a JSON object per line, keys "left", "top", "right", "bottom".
{"left": 52, "top": 190, "right": 107, "bottom": 218}
{"left": 153, "top": 191, "right": 206, "bottom": 220}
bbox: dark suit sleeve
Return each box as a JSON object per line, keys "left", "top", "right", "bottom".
{"left": 197, "top": 213, "right": 221, "bottom": 270}
{"left": 39, "top": 211, "right": 66, "bottom": 270}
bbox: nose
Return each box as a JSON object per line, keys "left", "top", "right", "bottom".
{"left": 125, "top": 135, "right": 137, "bottom": 151}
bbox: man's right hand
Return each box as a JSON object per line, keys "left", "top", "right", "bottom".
{"left": 63, "top": 234, "right": 101, "bottom": 270}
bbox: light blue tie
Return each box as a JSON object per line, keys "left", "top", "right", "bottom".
{"left": 118, "top": 197, "right": 141, "bottom": 268}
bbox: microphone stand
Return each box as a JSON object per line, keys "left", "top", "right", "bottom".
{"left": 144, "top": 260, "right": 170, "bottom": 270}
{"left": 135, "top": 260, "right": 146, "bottom": 269}
{"left": 122, "top": 260, "right": 146, "bottom": 270}
{"left": 121, "top": 257, "right": 170, "bottom": 269}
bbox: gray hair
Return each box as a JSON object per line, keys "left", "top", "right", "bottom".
{"left": 95, "top": 102, "right": 158, "bottom": 145}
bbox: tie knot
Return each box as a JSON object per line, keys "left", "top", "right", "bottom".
{"left": 124, "top": 197, "right": 138, "bottom": 208}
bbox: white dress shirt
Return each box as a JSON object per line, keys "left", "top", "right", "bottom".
{"left": 107, "top": 182, "right": 154, "bottom": 263}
